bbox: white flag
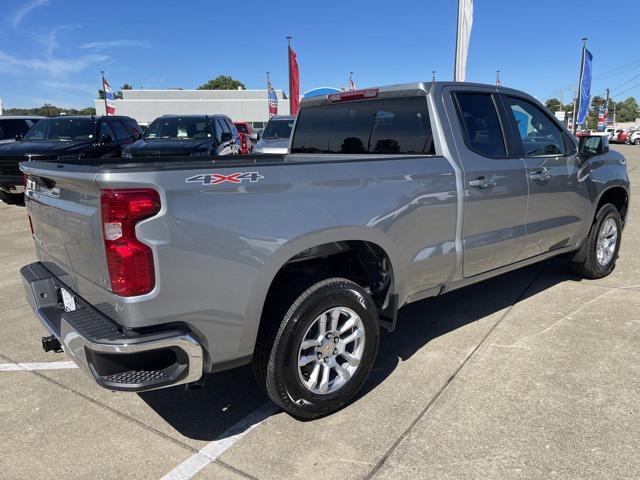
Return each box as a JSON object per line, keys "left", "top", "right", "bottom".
{"left": 454, "top": 0, "right": 473, "bottom": 82}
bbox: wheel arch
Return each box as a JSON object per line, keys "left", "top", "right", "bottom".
{"left": 594, "top": 184, "right": 630, "bottom": 224}
{"left": 240, "top": 227, "right": 400, "bottom": 355}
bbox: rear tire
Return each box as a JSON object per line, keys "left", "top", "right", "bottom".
{"left": 634, "top": 138, "right": 640, "bottom": 146}
{"left": 570, "top": 203, "right": 622, "bottom": 279}
{"left": 0, "top": 191, "right": 23, "bottom": 205}
{"left": 253, "top": 277, "right": 380, "bottom": 419}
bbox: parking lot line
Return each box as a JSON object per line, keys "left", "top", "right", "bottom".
{"left": 0, "top": 361, "right": 79, "bottom": 371}
{"left": 160, "top": 402, "right": 278, "bottom": 480}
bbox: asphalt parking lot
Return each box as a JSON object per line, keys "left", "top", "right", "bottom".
{"left": 1, "top": 145, "right": 638, "bottom": 480}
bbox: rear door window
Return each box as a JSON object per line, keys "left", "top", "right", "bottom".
{"left": 98, "top": 121, "right": 115, "bottom": 140}
{"left": 503, "top": 96, "right": 566, "bottom": 156}
{"left": 454, "top": 93, "right": 506, "bottom": 157}
{"left": 110, "top": 120, "right": 130, "bottom": 140}
{"left": 291, "top": 97, "right": 435, "bottom": 155}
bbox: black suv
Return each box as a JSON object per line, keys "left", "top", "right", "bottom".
{"left": 0, "top": 115, "right": 141, "bottom": 203}
{"left": 122, "top": 115, "right": 240, "bottom": 159}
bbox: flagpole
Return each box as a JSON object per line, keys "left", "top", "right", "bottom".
{"left": 573, "top": 37, "right": 588, "bottom": 133}
{"left": 453, "top": 0, "right": 460, "bottom": 81}
{"left": 287, "top": 36, "right": 293, "bottom": 115}
{"left": 101, "top": 70, "right": 108, "bottom": 117}
{"left": 266, "top": 71, "right": 270, "bottom": 117}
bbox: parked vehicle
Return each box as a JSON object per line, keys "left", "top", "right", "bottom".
{"left": 20, "top": 82, "right": 629, "bottom": 419}
{"left": 610, "top": 129, "right": 630, "bottom": 144}
{"left": 0, "top": 116, "right": 43, "bottom": 144}
{"left": 253, "top": 115, "right": 295, "bottom": 154}
{"left": 627, "top": 129, "right": 640, "bottom": 145}
{"left": 123, "top": 115, "right": 240, "bottom": 158}
{"left": 575, "top": 129, "right": 591, "bottom": 138}
{"left": 0, "top": 115, "right": 140, "bottom": 204}
{"left": 233, "top": 121, "right": 257, "bottom": 154}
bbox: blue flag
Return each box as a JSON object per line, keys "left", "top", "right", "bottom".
{"left": 576, "top": 48, "right": 593, "bottom": 126}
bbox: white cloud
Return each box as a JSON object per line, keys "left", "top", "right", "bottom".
{"left": 11, "top": 0, "right": 50, "bottom": 28}
{"left": 80, "top": 40, "right": 152, "bottom": 50}
{"left": 0, "top": 50, "right": 108, "bottom": 77}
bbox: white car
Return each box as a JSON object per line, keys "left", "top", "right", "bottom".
{"left": 628, "top": 130, "right": 640, "bottom": 145}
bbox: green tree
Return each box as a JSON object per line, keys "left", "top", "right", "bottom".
{"left": 197, "top": 75, "right": 245, "bottom": 90}
{"left": 115, "top": 83, "right": 133, "bottom": 99}
{"left": 544, "top": 98, "right": 572, "bottom": 113}
{"left": 4, "top": 105, "right": 96, "bottom": 117}
{"left": 615, "top": 97, "right": 640, "bottom": 123}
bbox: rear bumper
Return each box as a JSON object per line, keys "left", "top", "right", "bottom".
{"left": 20, "top": 262, "right": 203, "bottom": 392}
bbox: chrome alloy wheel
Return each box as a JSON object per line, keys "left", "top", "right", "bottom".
{"left": 297, "top": 306, "right": 365, "bottom": 395}
{"left": 596, "top": 217, "right": 618, "bottom": 267}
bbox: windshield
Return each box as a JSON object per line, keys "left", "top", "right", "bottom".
{"left": 262, "top": 119, "right": 294, "bottom": 139}
{"left": 145, "top": 117, "right": 213, "bottom": 140}
{"left": 23, "top": 118, "right": 96, "bottom": 141}
{"left": 235, "top": 123, "right": 248, "bottom": 134}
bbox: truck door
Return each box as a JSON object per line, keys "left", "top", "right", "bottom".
{"left": 445, "top": 88, "right": 529, "bottom": 277}
{"left": 500, "top": 95, "right": 590, "bottom": 258}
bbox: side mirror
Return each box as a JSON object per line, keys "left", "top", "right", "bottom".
{"left": 220, "top": 132, "right": 233, "bottom": 142}
{"left": 579, "top": 135, "right": 609, "bottom": 157}
{"left": 249, "top": 132, "right": 258, "bottom": 141}
{"left": 100, "top": 134, "right": 113, "bottom": 145}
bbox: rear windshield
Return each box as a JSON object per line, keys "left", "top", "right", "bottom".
{"left": 23, "top": 118, "right": 96, "bottom": 142}
{"left": 291, "top": 97, "right": 434, "bottom": 154}
{"left": 145, "top": 117, "right": 213, "bottom": 140}
{"left": 0, "top": 119, "right": 34, "bottom": 140}
{"left": 262, "top": 119, "right": 294, "bottom": 139}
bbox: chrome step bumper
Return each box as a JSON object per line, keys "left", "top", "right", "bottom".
{"left": 21, "top": 262, "right": 203, "bottom": 392}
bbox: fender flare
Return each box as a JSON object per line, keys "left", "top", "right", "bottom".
{"left": 237, "top": 226, "right": 400, "bottom": 354}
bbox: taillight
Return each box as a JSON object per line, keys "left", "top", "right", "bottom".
{"left": 327, "top": 88, "right": 379, "bottom": 102}
{"left": 100, "top": 189, "right": 161, "bottom": 297}
{"left": 241, "top": 135, "right": 247, "bottom": 151}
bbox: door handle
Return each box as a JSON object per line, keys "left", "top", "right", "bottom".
{"left": 469, "top": 175, "right": 495, "bottom": 189}
{"left": 529, "top": 168, "right": 550, "bottom": 182}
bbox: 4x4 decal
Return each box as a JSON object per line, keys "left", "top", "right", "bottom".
{"left": 186, "top": 172, "right": 264, "bottom": 185}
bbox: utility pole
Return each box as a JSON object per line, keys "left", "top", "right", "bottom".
{"left": 432, "top": 70, "right": 436, "bottom": 83}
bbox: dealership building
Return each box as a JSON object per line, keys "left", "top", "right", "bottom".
{"left": 94, "top": 88, "right": 291, "bottom": 128}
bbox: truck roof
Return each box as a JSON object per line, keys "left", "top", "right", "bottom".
{"left": 0, "top": 115, "right": 45, "bottom": 120}
{"left": 299, "top": 81, "right": 534, "bottom": 108}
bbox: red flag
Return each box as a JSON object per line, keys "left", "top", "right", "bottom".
{"left": 288, "top": 45, "right": 300, "bottom": 115}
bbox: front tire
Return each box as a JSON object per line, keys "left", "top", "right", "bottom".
{"left": 253, "top": 277, "right": 380, "bottom": 419}
{"left": 571, "top": 203, "right": 622, "bottom": 278}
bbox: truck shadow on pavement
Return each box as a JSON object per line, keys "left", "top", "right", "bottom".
{"left": 139, "top": 258, "right": 581, "bottom": 441}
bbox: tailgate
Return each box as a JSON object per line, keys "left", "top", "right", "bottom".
{"left": 21, "top": 162, "right": 110, "bottom": 291}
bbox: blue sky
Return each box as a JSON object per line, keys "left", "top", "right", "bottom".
{"left": 1, "top": 0, "right": 638, "bottom": 109}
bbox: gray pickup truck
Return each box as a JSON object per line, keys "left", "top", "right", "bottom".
{"left": 20, "top": 82, "right": 630, "bottom": 418}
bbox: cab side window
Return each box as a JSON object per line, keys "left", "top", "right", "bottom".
{"left": 503, "top": 96, "right": 566, "bottom": 156}
{"left": 110, "top": 120, "right": 130, "bottom": 141}
{"left": 98, "top": 121, "right": 115, "bottom": 141}
{"left": 454, "top": 93, "right": 506, "bottom": 157}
